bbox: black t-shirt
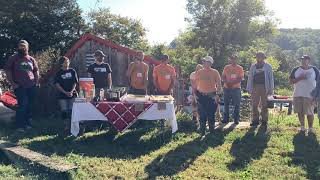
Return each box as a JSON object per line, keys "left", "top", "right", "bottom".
{"left": 54, "top": 68, "right": 78, "bottom": 99}
{"left": 253, "top": 63, "right": 265, "bottom": 85}
{"left": 87, "top": 63, "right": 112, "bottom": 88}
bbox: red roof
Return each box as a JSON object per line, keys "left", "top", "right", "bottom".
{"left": 65, "top": 33, "right": 160, "bottom": 65}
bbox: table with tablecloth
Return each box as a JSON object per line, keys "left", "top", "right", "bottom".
{"left": 71, "top": 101, "right": 178, "bottom": 136}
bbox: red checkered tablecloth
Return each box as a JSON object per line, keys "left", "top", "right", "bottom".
{"left": 94, "top": 102, "right": 152, "bottom": 132}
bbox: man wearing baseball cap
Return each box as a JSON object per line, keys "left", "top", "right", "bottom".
{"left": 153, "top": 54, "right": 176, "bottom": 95}
{"left": 4, "top": 40, "right": 39, "bottom": 132}
{"left": 246, "top": 52, "right": 274, "bottom": 127}
{"left": 194, "top": 56, "right": 222, "bottom": 136}
{"left": 291, "top": 55, "right": 319, "bottom": 134}
{"left": 88, "top": 50, "right": 112, "bottom": 100}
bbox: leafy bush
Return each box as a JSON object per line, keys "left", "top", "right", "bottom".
{"left": 33, "top": 48, "right": 61, "bottom": 79}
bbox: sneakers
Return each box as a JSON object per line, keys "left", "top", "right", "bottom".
{"left": 250, "top": 121, "right": 259, "bottom": 127}
{"left": 308, "top": 128, "right": 314, "bottom": 134}
{"left": 221, "top": 120, "right": 229, "bottom": 124}
{"left": 261, "top": 122, "right": 268, "bottom": 127}
{"left": 299, "top": 127, "right": 306, "bottom": 133}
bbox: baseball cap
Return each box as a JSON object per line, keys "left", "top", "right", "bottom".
{"left": 203, "top": 56, "right": 214, "bottom": 64}
{"left": 18, "top": 40, "right": 29, "bottom": 47}
{"left": 300, "top": 55, "right": 311, "bottom": 60}
{"left": 94, "top": 50, "right": 106, "bottom": 57}
{"left": 160, "top": 54, "right": 169, "bottom": 61}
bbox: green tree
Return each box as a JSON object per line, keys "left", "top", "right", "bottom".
{"left": 0, "top": 0, "right": 84, "bottom": 67}
{"left": 186, "top": 0, "right": 277, "bottom": 70}
{"left": 87, "top": 8, "right": 149, "bottom": 51}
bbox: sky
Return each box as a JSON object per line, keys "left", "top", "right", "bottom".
{"left": 78, "top": 0, "right": 320, "bottom": 44}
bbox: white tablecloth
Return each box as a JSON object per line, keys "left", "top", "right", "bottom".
{"left": 71, "top": 102, "right": 178, "bottom": 136}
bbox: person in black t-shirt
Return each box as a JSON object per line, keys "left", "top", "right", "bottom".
{"left": 54, "top": 56, "right": 78, "bottom": 133}
{"left": 87, "top": 50, "right": 112, "bottom": 99}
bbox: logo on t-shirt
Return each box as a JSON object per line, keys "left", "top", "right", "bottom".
{"left": 19, "top": 61, "right": 33, "bottom": 71}
{"left": 94, "top": 68, "right": 107, "bottom": 72}
{"left": 61, "top": 72, "right": 72, "bottom": 79}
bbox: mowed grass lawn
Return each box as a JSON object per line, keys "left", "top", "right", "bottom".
{"left": 0, "top": 111, "right": 320, "bottom": 180}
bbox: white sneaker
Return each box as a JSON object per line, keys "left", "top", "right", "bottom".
{"left": 299, "top": 127, "right": 305, "bottom": 132}
{"left": 308, "top": 128, "right": 314, "bottom": 134}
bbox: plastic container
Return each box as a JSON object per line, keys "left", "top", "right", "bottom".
{"left": 79, "top": 78, "right": 95, "bottom": 101}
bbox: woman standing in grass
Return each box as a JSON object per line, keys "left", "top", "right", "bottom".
{"left": 290, "top": 55, "right": 319, "bottom": 134}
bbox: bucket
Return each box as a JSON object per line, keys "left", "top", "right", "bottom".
{"left": 79, "top": 78, "right": 95, "bottom": 101}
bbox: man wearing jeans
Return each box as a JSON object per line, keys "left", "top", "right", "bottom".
{"left": 4, "top": 40, "right": 39, "bottom": 132}
{"left": 195, "top": 56, "right": 222, "bottom": 136}
{"left": 222, "top": 55, "right": 244, "bottom": 124}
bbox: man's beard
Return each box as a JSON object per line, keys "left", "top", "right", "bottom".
{"left": 17, "top": 49, "right": 28, "bottom": 56}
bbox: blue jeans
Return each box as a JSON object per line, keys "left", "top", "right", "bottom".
{"left": 196, "top": 91, "right": 218, "bottom": 133}
{"left": 223, "top": 88, "right": 241, "bottom": 122}
{"left": 14, "top": 86, "right": 36, "bottom": 128}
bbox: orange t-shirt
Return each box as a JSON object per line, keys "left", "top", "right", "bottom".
{"left": 222, "top": 64, "right": 244, "bottom": 88}
{"left": 195, "top": 68, "right": 221, "bottom": 93}
{"left": 153, "top": 64, "right": 176, "bottom": 92}
{"left": 129, "top": 62, "right": 149, "bottom": 89}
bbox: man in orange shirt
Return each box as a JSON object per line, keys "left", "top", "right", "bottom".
{"left": 127, "top": 51, "right": 149, "bottom": 95}
{"left": 195, "top": 56, "right": 222, "bottom": 135}
{"left": 153, "top": 55, "right": 176, "bottom": 95}
{"left": 222, "top": 55, "right": 244, "bottom": 124}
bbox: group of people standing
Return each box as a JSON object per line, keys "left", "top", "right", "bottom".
{"left": 4, "top": 40, "right": 320, "bottom": 136}
{"left": 190, "top": 52, "right": 319, "bottom": 136}
{"left": 189, "top": 52, "right": 273, "bottom": 135}
{"left": 4, "top": 40, "right": 177, "bottom": 132}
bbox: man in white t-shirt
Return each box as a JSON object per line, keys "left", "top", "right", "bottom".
{"left": 290, "top": 55, "right": 319, "bottom": 134}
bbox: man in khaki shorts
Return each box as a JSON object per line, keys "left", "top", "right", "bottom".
{"left": 290, "top": 55, "right": 319, "bottom": 133}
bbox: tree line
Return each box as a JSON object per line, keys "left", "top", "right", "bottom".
{"left": 1, "top": 0, "right": 319, "bottom": 95}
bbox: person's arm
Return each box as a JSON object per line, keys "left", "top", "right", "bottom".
{"left": 72, "top": 70, "right": 79, "bottom": 93}
{"left": 216, "top": 72, "right": 222, "bottom": 93}
{"left": 289, "top": 67, "right": 305, "bottom": 84}
{"left": 215, "top": 72, "right": 222, "bottom": 103}
{"left": 269, "top": 66, "right": 274, "bottom": 95}
{"left": 153, "top": 69, "right": 159, "bottom": 91}
{"left": 32, "top": 58, "right": 40, "bottom": 85}
{"left": 4, "top": 56, "right": 19, "bottom": 89}
{"left": 143, "top": 64, "right": 149, "bottom": 90}
{"left": 5, "top": 70, "right": 18, "bottom": 89}
{"left": 107, "top": 73, "right": 112, "bottom": 89}
{"left": 87, "top": 65, "right": 92, "bottom": 78}
{"left": 246, "top": 65, "right": 253, "bottom": 94}
{"left": 127, "top": 62, "right": 134, "bottom": 83}
{"left": 168, "top": 69, "right": 177, "bottom": 93}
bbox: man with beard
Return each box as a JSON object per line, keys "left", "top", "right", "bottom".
{"left": 4, "top": 40, "right": 39, "bottom": 132}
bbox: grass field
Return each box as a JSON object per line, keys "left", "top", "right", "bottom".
{"left": 0, "top": 111, "right": 319, "bottom": 179}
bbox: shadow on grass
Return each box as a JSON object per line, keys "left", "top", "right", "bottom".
{"left": 144, "top": 125, "right": 236, "bottom": 179}
{"left": 25, "top": 127, "right": 172, "bottom": 159}
{"left": 0, "top": 116, "right": 197, "bottom": 161}
{"left": 228, "top": 125, "right": 270, "bottom": 171}
{"left": 290, "top": 132, "right": 320, "bottom": 179}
